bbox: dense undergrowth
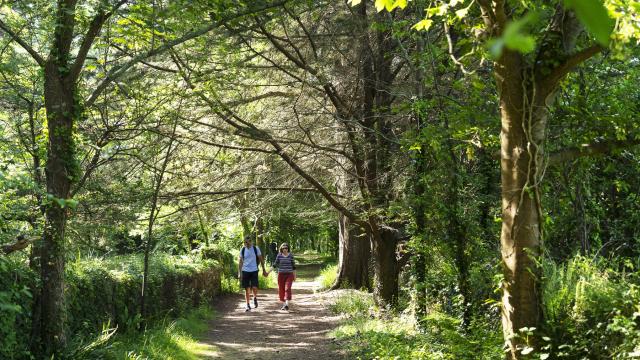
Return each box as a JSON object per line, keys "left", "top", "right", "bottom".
{"left": 538, "top": 256, "right": 640, "bottom": 359}
{"left": 71, "top": 306, "right": 216, "bottom": 360}
{"left": 0, "top": 250, "right": 231, "bottom": 359}
{"left": 328, "top": 290, "right": 502, "bottom": 359}
{"left": 327, "top": 255, "right": 640, "bottom": 359}
{"left": 316, "top": 264, "right": 338, "bottom": 291}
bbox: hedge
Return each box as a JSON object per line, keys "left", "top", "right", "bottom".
{"left": 0, "top": 253, "right": 223, "bottom": 359}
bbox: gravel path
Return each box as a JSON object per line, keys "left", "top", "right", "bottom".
{"left": 198, "top": 263, "right": 346, "bottom": 359}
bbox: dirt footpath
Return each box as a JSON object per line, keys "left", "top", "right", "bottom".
{"left": 198, "top": 263, "right": 346, "bottom": 359}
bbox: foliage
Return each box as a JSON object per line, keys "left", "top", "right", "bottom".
{"left": 72, "top": 306, "right": 216, "bottom": 360}
{"left": 0, "top": 256, "right": 34, "bottom": 360}
{"left": 0, "top": 254, "right": 221, "bottom": 359}
{"left": 0, "top": 0, "right": 639, "bottom": 358}
{"left": 315, "top": 264, "right": 338, "bottom": 291}
{"left": 329, "top": 290, "right": 503, "bottom": 359}
{"left": 540, "top": 256, "right": 640, "bottom": 359}
{"left": 65, "top": 254, "right": 221, "bottom": 334}
{"left": 328, "top": 290, "right": 375, "bottom": 316}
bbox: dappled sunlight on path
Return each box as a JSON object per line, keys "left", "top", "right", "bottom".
{"left": 200, "top": 263, "right": 346, "bottom": 359}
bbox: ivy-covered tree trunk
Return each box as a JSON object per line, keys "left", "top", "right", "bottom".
{"left": 496, "top": 59, "right": 546, "bottom": 356}
{"left": 37, "top": 59, "right": 79, "bottom": 356}
{"left": 410, "top": 149, "right": 428, "bottom": 322}
{"left": 472, "top": 3, "right": 603, "bottom": 357}
{"left": 25, "top": 0, "right": 119, "bottom": 353}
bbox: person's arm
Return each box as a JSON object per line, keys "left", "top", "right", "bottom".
{"left": 291, "top": 255, "right": 296, "bottom": 280}
{"left": 258, "top": 247, "right": 268, "bottom": 275}
{"left": 238, "top": 252, "right": 243, "bottom": 279}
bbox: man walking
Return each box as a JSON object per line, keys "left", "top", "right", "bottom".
{"left": 238, "top": 235, "right": 267, "bottom": 312}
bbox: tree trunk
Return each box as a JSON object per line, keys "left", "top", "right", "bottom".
{"left": 333, "top": 212, "right": 370, "bottom": 289}
{"left": 36, "top": 63, "right": 77, "bottom": 355}
{"left": 27, "top": 101, "right": 45, "bottom": 351}
{"left": 256, "top": 217, "right": 265, "bottom": 250}
{"left": 574, "top": 182, "right": 589, "bottom": 255}
{"left": 370, "top": 222, "right": 399, "bottom": 307}
{"left": 197, "top": 210, "right": 209, "bottom": 246}
{"left": 140, "top": 117, "right": 177, "bottom": 323}
{"left": 496, "top": 54, "right": 547, "bottom": 357}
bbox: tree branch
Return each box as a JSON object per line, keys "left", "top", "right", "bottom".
{"left": 549, "top": 137, "right": 640, "bottom": 165}
{"left": 69, "top": 0, "right": 129, "bottom": 82}
{"left": 542, "top": 45, "right": 603, "bottom": 91}
{"left": 0, "top": 18, "right": 45, "bottom": 66}
{"left": 161, "top": 186, "right": 345, "bottom": 199}
{"left": 1, "top": 235, "right": 36, "bottom": 255}
{"left": 86, "top": 0, "right": 291, "bottom": 107}
{"left": 172, "top": 54, "right": 366, "bottom": 227}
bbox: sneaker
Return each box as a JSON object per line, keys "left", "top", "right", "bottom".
{"left": 245, "top": 304, "right": 251, "bottom": 312}
{"left": 280, "top": 304, "right": 287, "bottom": 311}
{"left": 253, "top": 297, "right": 258, "bottom": 308}
{"left": 284, "top": 305, "right": 289, "bottom": 311}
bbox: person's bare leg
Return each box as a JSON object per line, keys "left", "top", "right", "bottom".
{"left": 252, "top": 286, "right": 259, "bottom": 307}
{"left": 244, "top": 288, "right": 251, "bottom": 307}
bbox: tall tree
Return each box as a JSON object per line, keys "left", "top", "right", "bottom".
{"left": 0, "top": 0, "right": 292, "bottom": 354}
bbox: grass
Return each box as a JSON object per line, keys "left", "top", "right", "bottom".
{"left": 328, "top": 290, "right": 503, "bottom": 360}
{"left": 296, "top": 251, "right": 336, "bottom": 266}
{"left": 76, "top": 306, "right": 218, "bottom": 360}
{"left": 315, "top": 264, "right": 338, "bottom": 291}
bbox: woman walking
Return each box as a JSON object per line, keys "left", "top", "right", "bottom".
{"left": 272, "top": 243, "right": 296, "bottom": 310}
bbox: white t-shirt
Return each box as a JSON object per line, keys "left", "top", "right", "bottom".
{"left": 240, "top": 246, "right": 262, "bottom": 272}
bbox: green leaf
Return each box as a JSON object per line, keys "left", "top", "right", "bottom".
{"left": 564, "top": 0, "right": 615, "bottom": 45}
{"left": 488, "top": 14, "right": 538, "bottom": 58}
{"left": 54, "top": 198, "right": 66, "bottom": 208}
{"left": 0, "top": 303, "right": 22, "bottom": 313}
{"left": 65, "top": 199, "right": 79, "bottom": 210}
{"left": 413, "top": 19, "right": 434, "bottom": 31}
{"left": 391, "top": 0, "right": 407, "bottom": 10}
{"left": 487, "top": 38, "right": 505, "bottom": 58}
{"left": 375, "top": 0, "right": 389, "bottom": 12}
{"left": 503, "top": 15, "right": 537, "bottom": 54}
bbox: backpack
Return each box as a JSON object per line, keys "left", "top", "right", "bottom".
{"left": 241, "top": 246, "right": 259, "bottom": 261}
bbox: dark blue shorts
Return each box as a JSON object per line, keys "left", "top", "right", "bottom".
{"left": 241, "top": 271, "right": 259, "bottom": 288}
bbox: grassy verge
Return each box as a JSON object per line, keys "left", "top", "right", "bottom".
{"left": 315, "top": 264, "right": 338, "bottom": 291}
{"left": 75, "top": 306, "right": 217, "bottom": 360}
{"left": 328, "top": 290, "right": 502, "bottom": 360}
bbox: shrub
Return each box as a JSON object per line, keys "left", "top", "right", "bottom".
{"left": 0, "top": 256, "right": 34, "bottom": 360}
{"left": 315, "top": 264, "right": 338, "bottom": 291}
{"left": 328, "top": 290, "right": 374, "bottom": 316}
{"left": 0, "top": 253, "right": 221, "bottom": 359}
{"left": 329, "top": 290, "right": 502, "bottom": 359}
{"left": 541, "top": 256, "right": 640, "bottom": 359}
{"left": 65, "top": 254, "right": 222, "bottom": 335}
{"left": 72, "top": 306, "right": 216, "bottom": 359}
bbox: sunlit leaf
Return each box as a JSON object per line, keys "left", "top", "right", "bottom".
{"left": 413, "top": 19, "right": 434, "bottom": 31}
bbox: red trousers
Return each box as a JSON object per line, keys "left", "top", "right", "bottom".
{"left": 278, "top": 272, "right": 294, "bottom": 301}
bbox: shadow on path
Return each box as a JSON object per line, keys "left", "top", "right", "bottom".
{"left": 197, "top": 263, "right": 346, "bottom": 360}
